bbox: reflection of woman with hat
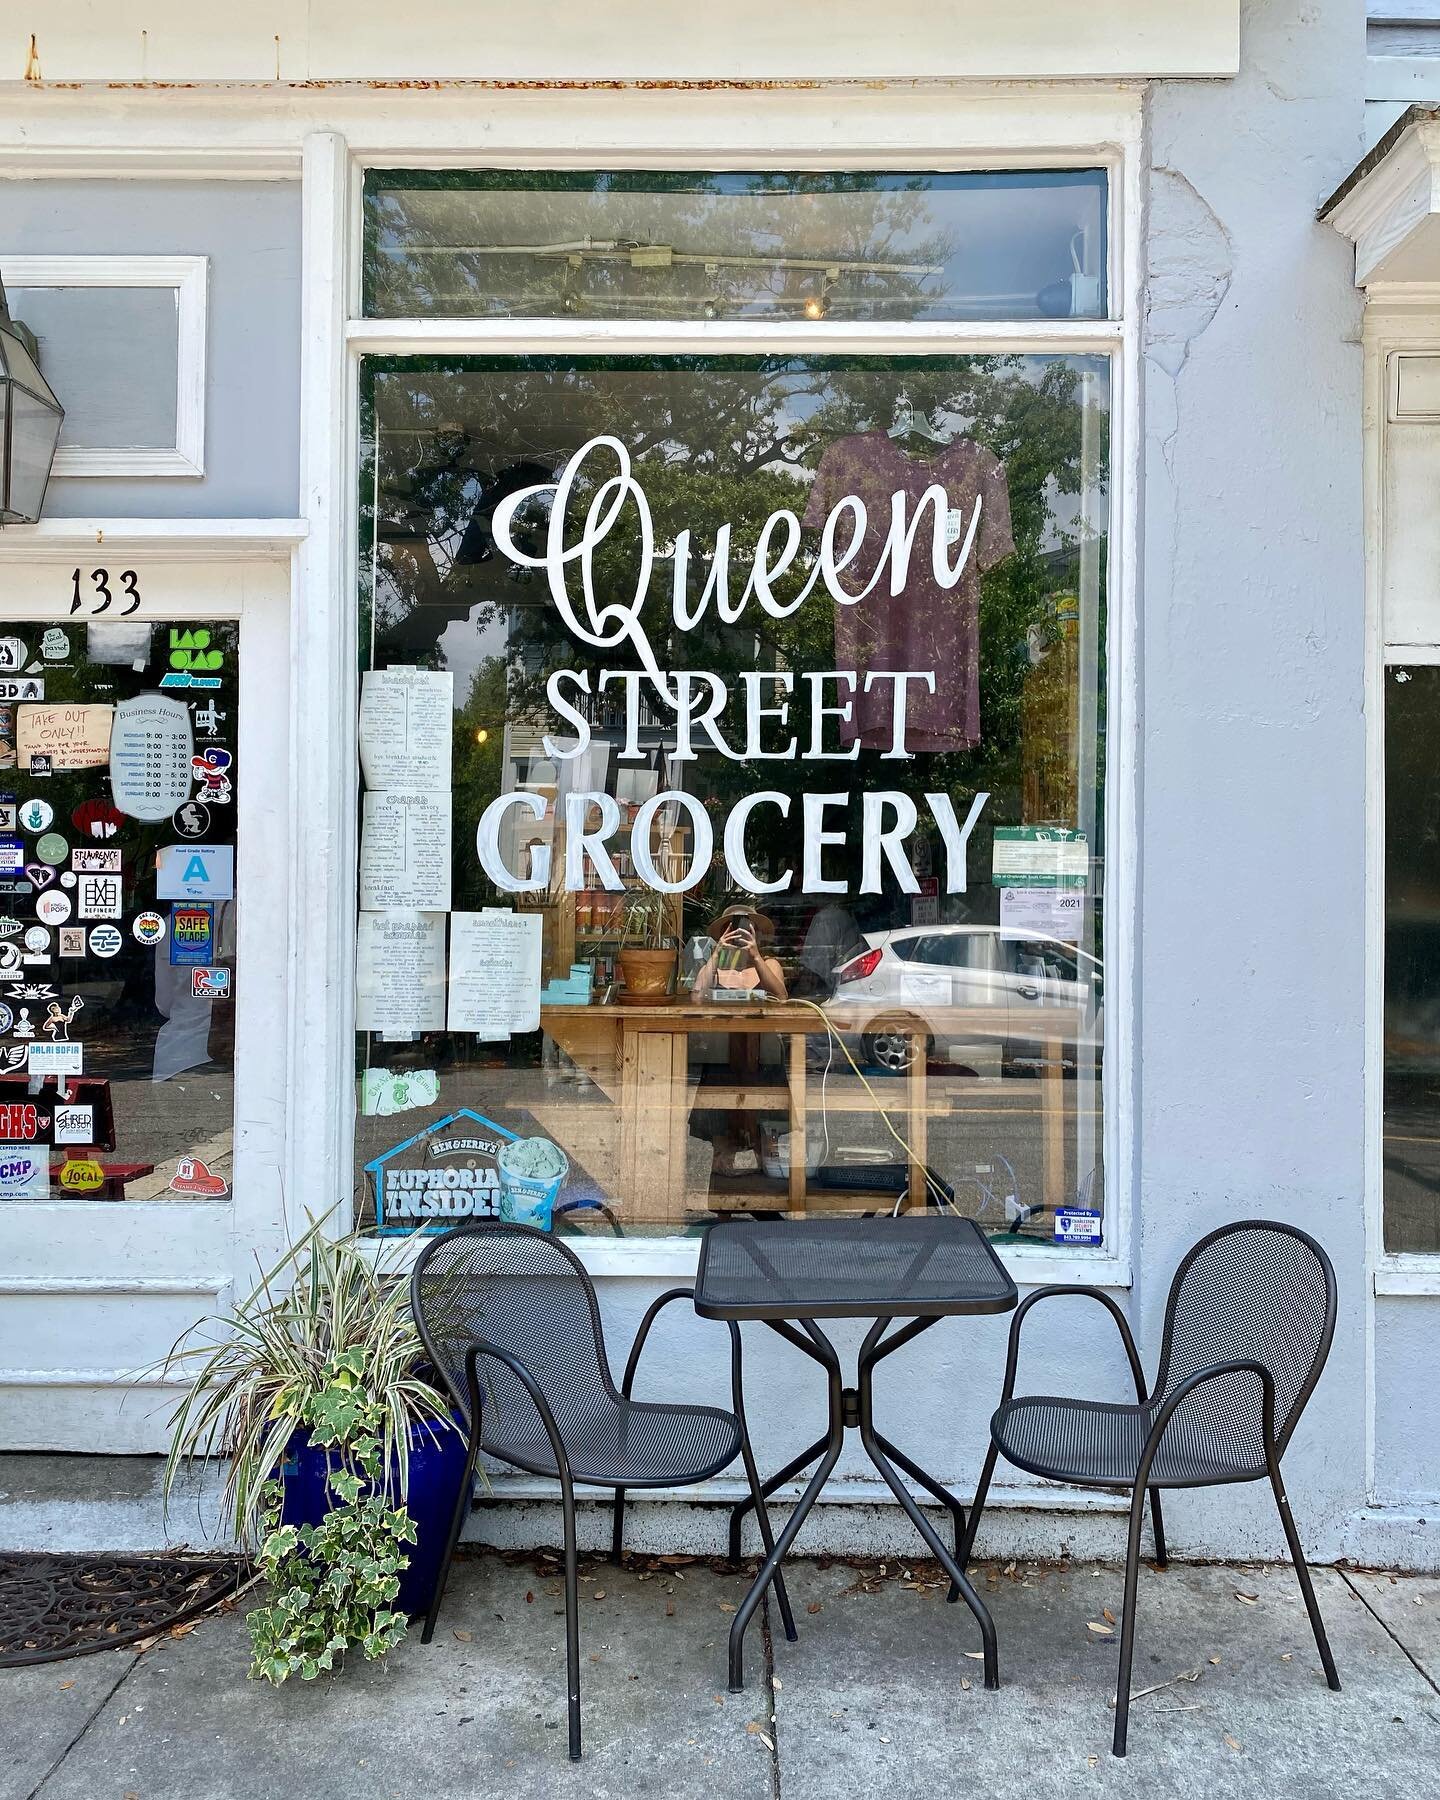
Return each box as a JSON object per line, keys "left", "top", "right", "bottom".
{"left": 694, "top": 904, "right": 788, "bottom": 1001}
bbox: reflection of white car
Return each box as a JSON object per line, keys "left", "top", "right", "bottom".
{"left": 827, "top": 925, "right": 1103, "bottom": 1076}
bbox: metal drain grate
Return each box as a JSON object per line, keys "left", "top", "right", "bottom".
{"left": 0, "top": 1553, "right": 244, "bottom": 1666}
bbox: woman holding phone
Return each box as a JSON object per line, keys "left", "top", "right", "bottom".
{"left": 692, "top": 906, "right": 788, "bottom": 1176}
{"left": 694, "top": 905, "right": 788, "bottom": 1001}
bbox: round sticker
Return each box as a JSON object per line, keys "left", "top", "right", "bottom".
{"left": 36, "top": 891, "right": 71, "bottom": 926}
{"left": 172, "top": 800, "right": 211, "bottom": 839}
{"left": 132, "top": 911, "right": 166, "bottom": 947}
{"left": 18, "top": 798, "right": 53, "bottom": 834}
{"left": 23, "top": 925, "right": 49, "bottom": 954}
{"left": 0, "top": 1003, "right": 11, "bottom": 1033}
{"left": 88, "top": 924, "right": 123, "bottom": 958}
{"left": 35, "top": 833, "right": 68, "bottom": 866}
{"left": 59, "top": 871, "right": 76, "bottom": 888}
{"left": 0, "top": 943, "right": 20, "bottom": 977}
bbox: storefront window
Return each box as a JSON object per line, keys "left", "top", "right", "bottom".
{"left": 363, "top": 169, "right": 1108, "bottom": 323}
{"left": 0, "top": 621, "right": 238, "bottom": 1202}
{"left": 1384, "top": 663, "right": 1440, "bottom": 1254}
{"left": 354, "top": 350, "right": 1109, "bottom": 1243}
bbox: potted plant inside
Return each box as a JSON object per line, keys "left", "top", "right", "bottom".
{"left": 616, "top": 889, "right": 678, "bottom": 1002}
{"left": 159, "top": 1218, "right": 468, "bottom": 1684}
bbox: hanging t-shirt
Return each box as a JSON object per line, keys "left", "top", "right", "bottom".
{"left": 802, "top": 432, "right": 1014, "bottom": 753}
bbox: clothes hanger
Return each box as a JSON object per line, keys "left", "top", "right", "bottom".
{"left": 886, "top": 397, "right": 953, "bottom": 447}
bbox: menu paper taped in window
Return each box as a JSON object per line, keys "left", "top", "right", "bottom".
{"left": 359, "top": 668, "right": 454, "bottom": 790}
{"left": 359, "top": 791, "right": 452, "bottom": 911}
{"left": 355, "top": 910, "right": 446, "bottom": 1036}
{"left": 447, "top": 909, "right": 542, "bottom": 1038}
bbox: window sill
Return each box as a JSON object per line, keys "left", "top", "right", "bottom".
{"left": 1374, "top": 1259, "right": 1440, "bottom": 1296}
{"left": 363, "top": 1229, "right": 1130, "bottom": 1289}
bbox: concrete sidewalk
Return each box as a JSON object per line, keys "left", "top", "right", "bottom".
{"left": 2, "top": 1552, "right": 1437, "bottom": 1800}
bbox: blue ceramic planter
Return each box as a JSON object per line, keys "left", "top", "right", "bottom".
{"left": 277, "top": 1414, "right": 471, "bottom": 1619}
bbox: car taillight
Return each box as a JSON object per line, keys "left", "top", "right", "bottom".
{"left": 836, "top": 947, "right": 883, "bottom": 984}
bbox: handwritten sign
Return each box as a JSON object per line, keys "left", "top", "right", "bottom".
{"left": 16, "top": 703, "right": 113, "bottom": 772}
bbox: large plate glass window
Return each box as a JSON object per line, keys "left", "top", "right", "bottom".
{"left": 354, "top": 170, "right": 1110, "bottom": 1250}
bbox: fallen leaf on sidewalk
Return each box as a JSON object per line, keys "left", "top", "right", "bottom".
{"left": 1224, "top": 1734, "right": 1243, "bottom": 1752}
{"left": 1280, "top": 1652, "right": 1292, "bottom": 1662}
{"left": 452, "top": 1630, "right": 473, "bottom": 1642}
{"left": 58, "top": 1680, "right": 75, "bottom": 1690}
{"left": 1087, "top": 1621, "right": 1114, "bottom": 1637}
{"left": 1234, "top": 1591, "right": 1258, "bottom": 1606}
{"left": 745, "top": 1721, "right": 775, "bottom": 1750}
{"left": 717, "top": 1602, "right": 737, "bottom": 1613}
{"left": 666, "top": 1600, "right": 675, "bottom": 1618}
{"left": 963, "top": 1651, "right": 984, "bottom": 1660}
{"left": 772, "top": 1678, "right": 782, "bottom": 1691}
{"left": 592, "top": 1591, "right": 606, "bottom": 1601}
{"left": 1107, "top": 1669, "right": 1200, "bottom": 1707}
{"left": 1102, "top": 1608, "right": 1116, "bottom": 1624}
{"left": 961, "top": 1677, "right": 972, "bottom": 1692}
{"left": 1208, "top": 1655, "right": 1222, "bottom": 1665}
{"left": 807, "top": 1602, "right": 824, "bottom": 1615}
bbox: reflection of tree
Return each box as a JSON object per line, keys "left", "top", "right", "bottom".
{"left": 364, "top": 172, "right": 959, "bottom": 323}
{"left": 363, "top": 354, "right": 1108, "bottom": 931}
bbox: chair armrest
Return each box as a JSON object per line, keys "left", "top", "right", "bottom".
{"left": 1137, "top": 1359, "right": 1276, "bottom": 1486}
{"left": 1002, "top": 1286, "right": 1147, "bottom": 1405}
{"left": 465, "top": 1339, "right": 572, "bottom": 1485}
{"left": 620, "top": 1287, "right": 699, "bottom": 1401}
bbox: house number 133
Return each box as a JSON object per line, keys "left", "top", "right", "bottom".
{"left": 69, "top": 568, "right": 141, "bottom": 615}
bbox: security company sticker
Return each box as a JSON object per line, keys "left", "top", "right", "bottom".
{"left": 132, "top": 912, "right": 166, "bottom": 948}
{"left": 191, "top": 967, "right": 231, "bottom": 1000}
{"left": 0, "top": 839, "right": 22, "bottom": 874}
{"left": 0, "top": 1145, "right": 49, "bottom": 1199}
{"left": 52, "top": 1104, "right": 94, "bottom": 1146}
{"left": 28, "top": 1042, "right": 82, "bottom": 1077}
{"left": 1054, "top": 1208, "right": 1103, "bottom": 1246}
{"left": 169, "top": 904, "right": 213, "bottom": 966}
{"left": 156, "top": 844, "right": 234, "bottom": 901}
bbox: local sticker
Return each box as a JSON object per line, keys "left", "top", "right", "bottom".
{"left": 87, "top": 924, "right": 122, "bottom": 958}
{"left": 35, "top": 891, "right": 71, "bottom": 927}
{"left": 58, "top": 1158, "right": 104, "bottom": 1194}
{"left": 40, "top": 628, "right": 70, "bottom": 662}
{"left": 132, "top": 911, "right": 166, "bottom": 947}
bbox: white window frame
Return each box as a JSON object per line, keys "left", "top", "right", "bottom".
{"left": 0, "top": 254, "right": 208, "bottom": 478}
{"left": 289, "top": 88, "right": 1142, "bottom": 1286}
{"left": 1365, "top": 295, "right": 1440, "bottom": 1297}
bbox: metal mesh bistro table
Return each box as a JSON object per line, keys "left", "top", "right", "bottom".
{"left": 695, "top": 1214, "right": 1018, "bottom": 1691}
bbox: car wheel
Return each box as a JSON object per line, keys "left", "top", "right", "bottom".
{"left": 861, "top": 1028, "right": 929, "bottom": 1074}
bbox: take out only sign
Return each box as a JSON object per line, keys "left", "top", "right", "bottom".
{"left": 474, "top": 434, "right": 992, "bottom": 899}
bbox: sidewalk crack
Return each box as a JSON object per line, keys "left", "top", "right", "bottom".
{"left": 25, "top": 1651, "right": 139, "bottom": 1800}
{"left": 1339, "top": 1569, "right": 1440, "bottom": 1697}
{"left": 760, "top": 1591, "right": 781, "bottom": 1800}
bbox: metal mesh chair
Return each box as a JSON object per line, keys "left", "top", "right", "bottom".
{"left": 410, "top": 1220, "right": 791, "bottom": 1760}
{"left": 956, "top": 1220, "right": 1340, "bottom": 1757}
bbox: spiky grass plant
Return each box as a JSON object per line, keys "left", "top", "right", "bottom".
{"left": 158, "top": 1215, "right": 457, "bottom": 1681}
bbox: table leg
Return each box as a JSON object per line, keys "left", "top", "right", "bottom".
{"left": 869, "top": 1428, "right": 967, "bottom": 1568}
{"left": 728, "top": 1320, "right": 844, "bottom": 1692}
{"left": 857, "top": 1317, "right": 1000, "bottom": 1690}
{"left": 728, "top": 1432, "right": 836, "bottom": 1562}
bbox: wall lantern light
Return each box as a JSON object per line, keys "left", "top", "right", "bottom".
{"left": 0, "top": 275, "right": 65, "bottom": 526}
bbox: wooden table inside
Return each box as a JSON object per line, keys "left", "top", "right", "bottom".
{"left": 540, "top": 999, "right": 1083, "bottom": 1224}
